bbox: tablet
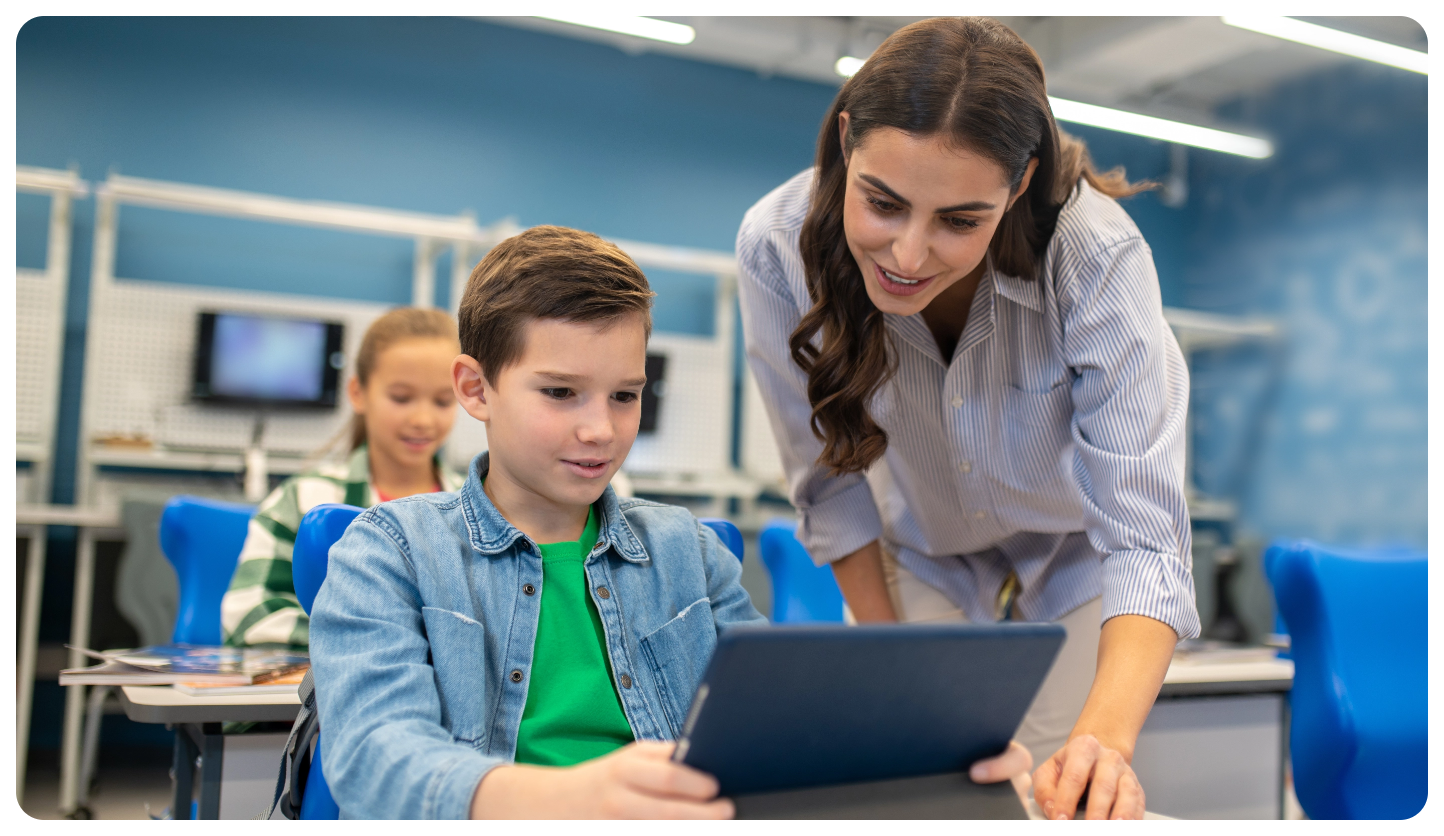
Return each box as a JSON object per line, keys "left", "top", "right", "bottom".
{"left": 674, "top": 622, "right": 1065, "bottom": 796}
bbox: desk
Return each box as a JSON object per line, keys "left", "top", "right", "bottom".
{"left": 1133, "top": 654, "right": 1294, "bottom": 819}
{"left": 15, "top": 503, "right": 123, "bottom": 811}
{"left": 119, "top": 686, "right": 301, "bottom": 819}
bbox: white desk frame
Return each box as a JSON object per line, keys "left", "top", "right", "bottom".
{"left": 16, "top": 166, "right": 88, "bottom": 505}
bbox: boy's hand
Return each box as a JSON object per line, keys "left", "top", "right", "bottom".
{"left": 968, "top": 740, "right": 1034, "bottom": 809}
{"left": 471, "top": 741, "right": 735, "bottom": 819}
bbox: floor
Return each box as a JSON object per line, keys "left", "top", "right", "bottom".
{"left": 19, "top": 748, "right": 174, "bottom": 821}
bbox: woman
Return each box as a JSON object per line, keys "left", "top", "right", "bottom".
{"left": 737, "top": 18, "right": 1199, "bottom": 821}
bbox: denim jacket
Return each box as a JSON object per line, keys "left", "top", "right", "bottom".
{"left": 309, "top": 452, "right": 766, "bottom": 819}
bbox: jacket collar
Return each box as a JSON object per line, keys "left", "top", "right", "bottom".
{"left": 459, "top": 452, "right": 650, "bottom": 563}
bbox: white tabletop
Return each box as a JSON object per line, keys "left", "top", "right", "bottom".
{"left": 121, "top": 685, "right": 301, "bottom": 708}
{"left": 15, "top": 503, "right": 123, "bottom": 528}
{"left": 1164, "top": 656, "right": 1294, "bottom": 685}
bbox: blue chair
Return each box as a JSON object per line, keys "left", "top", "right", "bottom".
{"left": 698, "top": 517, "right": 744, "bottom": 563}
{"left": 289, "top": 503, "right": 364, "bottom": 820}
{"left": 1264, "top": 540, "right": 1427, "bottom": 819}
{"left": 757, "top": 518, "right": 845, "bottom": 623}
{"left": 159, "top": 496, "right": 256, "bottom": 644}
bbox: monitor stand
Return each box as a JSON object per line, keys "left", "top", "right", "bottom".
{"left": 732, "top": 771, "right": 1029, "bottom": 820}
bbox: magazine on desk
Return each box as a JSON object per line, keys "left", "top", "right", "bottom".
{"left": 58, "top": 644, "right": 309, "bottom": 686}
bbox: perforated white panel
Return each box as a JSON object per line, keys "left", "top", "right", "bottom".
{"left": 740, "top": 365, "right": 786, "bottom": 485}
{"left": 623, "top": 332, "right": 732, "bottom": 477}
{"left": 85, "top": 279, "right": 389, "bottom": 457}
{"left": 443, "top": 406, "right": 489, "bottom": 474}
{"left": 15, "top": 267, "right": 64, "bottom": 446}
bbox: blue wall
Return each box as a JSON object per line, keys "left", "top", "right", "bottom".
{"left": 19, "top": 17, "right": 1424, "bottom": 549}
{"left": 1182, "top": 62, "right": 1427, "bottom": 547}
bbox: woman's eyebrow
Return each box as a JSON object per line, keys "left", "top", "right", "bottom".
{"left": 858, "top": 173, "right": 996, "bottom": 213}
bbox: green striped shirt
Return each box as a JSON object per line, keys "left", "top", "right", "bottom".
{"left": 220, "top": 445, "right": 465, "bottom": 647}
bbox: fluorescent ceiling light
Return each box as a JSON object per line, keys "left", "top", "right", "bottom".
{"left": 1049, "top": 96, "right": 1273, "bottom": 159}
{"left": 536, "top": 15, "right": 695, "bottom": 45}
{"left": 1223, "top": 16, "right": 1427, "bottom": 74}
{"left": 835, "top": 55, "right": 867, "bottom": 78}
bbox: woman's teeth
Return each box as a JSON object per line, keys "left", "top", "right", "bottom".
{"left": 883, "top": 269, "right": 919, "bottom": 285}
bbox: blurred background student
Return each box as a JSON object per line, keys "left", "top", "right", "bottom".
{"left": 221, "top": 307, "right": 467, "bottom": 648}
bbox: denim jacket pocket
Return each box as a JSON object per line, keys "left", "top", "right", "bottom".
{"left": 638, "top": 598, "right": 716, "bottom": 736}
{"left": 420, "top": 606, "right": 487, "bottom": 745}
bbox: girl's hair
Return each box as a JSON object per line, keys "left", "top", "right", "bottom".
{"left": 347, "top": 307, "right": 459, "bottom": 451}
{"left": 792, "top": 16, "right": 1150, "bottom": 476}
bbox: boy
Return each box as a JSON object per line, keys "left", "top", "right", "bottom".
{"left": 310, "top": 225, "right": 1029, "bottom": 819}
{"left": 309, "top": 226, "right": 763, "bottom": 819}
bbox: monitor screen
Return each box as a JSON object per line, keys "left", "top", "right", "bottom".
{"left": 192, "top": 311, "right": 344, "bottom": 408}
{"left": 640, "top": 353, "right": 667, "bottom": 433}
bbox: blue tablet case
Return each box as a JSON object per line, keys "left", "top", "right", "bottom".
{"left": 674, "top": 622, "right": 1065, "bottom": 796}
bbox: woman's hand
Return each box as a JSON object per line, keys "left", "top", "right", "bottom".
{"left": 969, "top": 740, "right": 1034, "bottom": 808}
{"left": 1032, "top": 734, "right": 1145, "bottom": 820}
{"left": 471, "top": 741, "right": 734, "bottom": 819}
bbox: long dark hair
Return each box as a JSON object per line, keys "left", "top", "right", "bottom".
{"left": 792, "top": 16, "right": 1147, "bottom": 475}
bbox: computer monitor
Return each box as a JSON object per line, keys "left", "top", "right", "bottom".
{"left": 640, "top": 353, "right": 667, "bottom": 434}
{"left": 192, "top": 311, "right": 345, "bottom": 408}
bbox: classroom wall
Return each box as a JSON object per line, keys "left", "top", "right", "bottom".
{"left": 1180, "top": 62, "right": 1427, "bottom": 548}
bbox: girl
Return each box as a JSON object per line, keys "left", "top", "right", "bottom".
{"left": 221, "top": 307, "right": 467, "bottom": 647}
{"left": 737, "top": 17, "right": 1198, "bottom": 820}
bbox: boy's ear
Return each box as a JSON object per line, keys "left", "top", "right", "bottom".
{"left": 452, "top": 355, "right": 491, "bottom": 423}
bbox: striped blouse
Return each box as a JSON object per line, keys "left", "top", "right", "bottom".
{"left": 736, "top": 169, "right": 1200, "bottom": 639}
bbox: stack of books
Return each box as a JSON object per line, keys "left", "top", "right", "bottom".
{"left": 59, "top": 644, "right": 310, "bottom": 695}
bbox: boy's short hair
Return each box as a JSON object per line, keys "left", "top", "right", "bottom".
{"left": 458, "top": 225, "right": 655, "bottom": 383}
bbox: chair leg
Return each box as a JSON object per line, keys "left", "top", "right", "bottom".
{"left": 77, "top": 685, "right": 111, "bottom": 810}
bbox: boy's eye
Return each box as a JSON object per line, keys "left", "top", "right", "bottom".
{"left": 613, "top": 391, "right": 640, "bottom": 404}
{"left": 541, "top": 387, "right": 573, "bottom": 400}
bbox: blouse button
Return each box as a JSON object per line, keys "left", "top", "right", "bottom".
{"left": 950, "top": 395, "right": 964, "bottom": 408}
{"left": 510, "top": 669, "right": 524, "bottom": 683}
{"left": 974, "top": 510, "right": 987, "bottom": 520}
{"left": 596, "top": 586, "right": 611, "bottom": 599}
{"left": 958, "top": 461, "right": 972, "bottom": 474}
{"left": 619, "top": 673, "right": 633, "bottom": 689}
{"left": 523, "top": 584, "right": 536, "bottom": 596}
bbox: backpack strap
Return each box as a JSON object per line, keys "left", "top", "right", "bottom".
{"left": 267, "top": 669, "right": 319, "bottom": 820}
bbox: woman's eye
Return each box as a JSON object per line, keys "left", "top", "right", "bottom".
{"left": 866, "top": 196, "right": 900, "bottom": 213}
{"left": 541, "top": 387, "right": 573, "bottom": 400}
{"left": 613, "top": 391, "right": 640, "bottom": 404}
{"left": 944, "top": 216, "right": 981, "bottom": 231}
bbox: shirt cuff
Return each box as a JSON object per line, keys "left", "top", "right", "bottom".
{"left": 1099, "top": 549, "right": 1201, "bottom": 640}
{"left": 428, "top": 752, "right": 504, "bottom": 820}
{"left": 797, "top": 479, "right": 884, "bottom": 566}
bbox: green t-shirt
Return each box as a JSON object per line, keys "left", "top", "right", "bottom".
{"left": 513, "top": 504, "right": 635, "bottom": 766}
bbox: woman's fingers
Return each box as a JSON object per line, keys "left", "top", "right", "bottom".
{"left": 1043, "top": 736, "right": 1101, "bottom": 820}
{"left": 1111, "top": 770, "right": 1146, "bottom": 820}
{"left": 969, "top": 740, "right": 1033, "bottom": 784}
{"left": 1082, "top": 749, "right": 1128, "bottom": 820}
{"left": 1030, "top": 750, "right": 1063, "bottom": 810}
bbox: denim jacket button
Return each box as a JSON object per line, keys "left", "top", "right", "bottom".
{"left": 523, "top": 584, "right": 536, "bottom": 596}
{"left": 510, "top": 669, "right": 524, "bottom": 683}
{"left": 596, "top": 587, "right": 611, "bottom": 599}
{"left": 619, "top": 673, "right": 632, "bottom": 688}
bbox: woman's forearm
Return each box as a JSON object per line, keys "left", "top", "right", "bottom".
{"left": 828, "top": 540, "right": 898, "bottom": 622}
{"left": 1069, "top": 614, "right": 1177, "bottom": 760}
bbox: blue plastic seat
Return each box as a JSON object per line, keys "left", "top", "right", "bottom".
{"left": 290, "top": 503, "right": 364, "bottom": 820}
{"left": 1264, "top": 540, "right": 1427, "bottom": 819}
{"left": 158, "top": 496, "right": 255, "bottom": 644}
{"left": 698, "top": 517, "right": 744, "bottom": 563}
{"left": 757, "top": 518, "right": 845, "bottom": 623}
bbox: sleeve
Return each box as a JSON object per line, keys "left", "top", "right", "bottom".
{"left": 735, "top": 215, "right": 883, "bottom": 565}
{"left": 221, "top": 480, "right": 308, "bottom": 647}
{"left": 694, "top": 521, "right": 767, "bottom": 631}
{"left": 309, "top": 514, "right": 502, "bottom": 820}
{"left": 1057, "top": 235, "right": 1200, "bottom": 640}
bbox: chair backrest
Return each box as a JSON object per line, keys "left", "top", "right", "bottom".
{"left": 757, "top": 518, "right": 845, "bottom": 623}
{"left": 1264, "top": 539, "right": 1427, "bottom": 820}
{"left": 293, "top": 504, "right": 365, "bottom": 616}
{"left": 158, "top": 496, "right": 255, "bottom": 645}
{"left": 698, "top": 517, "right": 744, "bottom": 563}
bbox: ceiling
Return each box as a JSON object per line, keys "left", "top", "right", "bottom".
{"left": 484, "top": 16, "right": 1427, "bottom": 133}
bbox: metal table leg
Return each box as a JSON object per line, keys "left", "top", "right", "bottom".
{"left": 16, "top": 524, "right": 47, "bottom": 802}
{"left": 172, "top": 725, "right": 198, "bottom": 819}
{"left": 198, "top": 724, "right": 225, "bottom": 819}
{"left": 58, "top": 527, "right": 97, "bottom": 817}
